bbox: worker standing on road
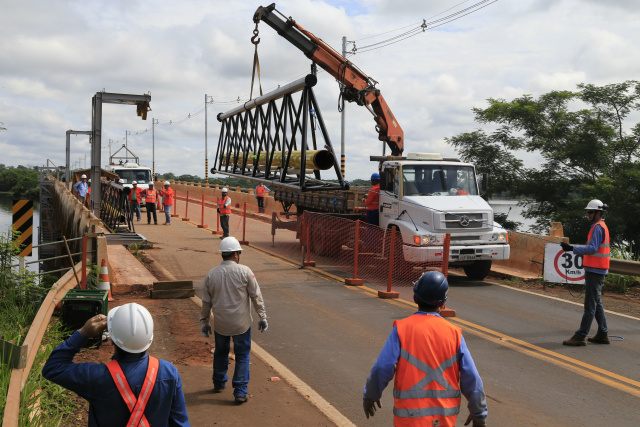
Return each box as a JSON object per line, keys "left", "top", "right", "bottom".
{"left": 363, "top": 271, "right": 487, "bottom": 427}
{"left": 73, "top": 174, "right": 89, "bottom": 204}
{"left": 561, "top": 199, "right": 611, "bottom": 346}
{"left": 159, "top": 181, "right": 174, "bottom": 225}
{"left": 200, "top": 237, "right": 268, "bottom": 404}
{"left": 363, "top": 173, "right": 380, "bottom": 226}
{"left": 217, "top": 187, "right": 231, "bottom": 238}
{"left": 129, "top": 181, "right": 143, "bottom": 222}
{"left": 255, "top": 183, "right": 271, "bottom": 213}
{"left": 42, "top": 303, "right": 190, "bottom": 426}
{"left": 142, "top": 182, "right": 158, "bottom": 225}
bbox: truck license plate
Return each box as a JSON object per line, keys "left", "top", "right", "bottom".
{"left": 459, "top": 254, "right": 476, "bottom": 261}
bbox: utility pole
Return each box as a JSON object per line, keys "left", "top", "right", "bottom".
{"left": 152, "top": 118, "right": 158, "bottom": 180}
{"left": 205, "top": 94, "right": 210, "bottom": 183}
{"left": 340, "top": 36, "right": 347, "bottom": 179}
{"left": 108, "top": 139, "right": 113, "bottom": 160}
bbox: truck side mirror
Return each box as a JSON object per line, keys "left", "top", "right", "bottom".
{"left": 479, "top": 173, "right": 489, "bottom": 193}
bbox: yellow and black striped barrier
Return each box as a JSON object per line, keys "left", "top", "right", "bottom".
{"left": 12, "top": 200, "right": 33, "bottom": 257}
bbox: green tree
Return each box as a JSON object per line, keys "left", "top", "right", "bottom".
{"left": 446, "top": 80, "right": 640, "bottom": 255}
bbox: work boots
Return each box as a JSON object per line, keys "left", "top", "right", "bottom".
{"left": 562, "top": 334, "right": 586, "bottom": 346}
{"left": 587, "top": 332, "right": 610, "bottom": 344}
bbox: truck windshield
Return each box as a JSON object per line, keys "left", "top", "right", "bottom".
{"left": 114, "top": 169, "right": 152, "bottom": 184}
{"left": 402, "top": 165, "right": 477, "bottom": 196}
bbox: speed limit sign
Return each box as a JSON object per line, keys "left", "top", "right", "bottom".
{"left": 543, "top": 243, "right": 585, "bottom": 284}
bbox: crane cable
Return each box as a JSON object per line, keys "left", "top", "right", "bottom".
{"left": 250, "top": 23, "right": 263, "bottom": 100}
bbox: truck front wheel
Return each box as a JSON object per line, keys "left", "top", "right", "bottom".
{"left": 463, "top": 260, "right": 492, "bottom": 280}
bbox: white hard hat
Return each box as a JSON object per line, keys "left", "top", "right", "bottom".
{"left": 585, "top": 199, "right": 607, "bottom": 211}
{"left": 132, "top": 181, "right": 137, "bottom": 185}
{"left": 220, "top": 236, "right": 243, "bottom": 253}
{"left": 164, "top": 181, "right": 170, "bottom": 186}
{"left": 221, "top": 187, "right": 228, "bottom": 193}
{"left": 148, "top": 182, "right": 154, "bottom": 186}
{"left": 107, "top": 303, "right": 154, "bottom": 353}
{"left": 118, "top": 179, "right": 124, "bottom": 184}
{"left": 81, "top": 174, "right": 87, "bottom": 179}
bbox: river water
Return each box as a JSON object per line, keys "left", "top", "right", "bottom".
{"left": 488, "top": 199, "right": 534, "bottom": 232}
{"left": 0, "top": 194, "right": 40, "bottom": 271}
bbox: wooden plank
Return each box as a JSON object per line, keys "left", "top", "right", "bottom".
{"left": 152, "top": 280, "right": 194, "bottom": 291}
{"left": 0, "top": 340, "right": 28, "bottom": 369}
{"left": 150, "top": 288, "right": 196, "bottom": 299}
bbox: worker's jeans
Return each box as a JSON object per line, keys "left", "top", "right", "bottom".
{"left": 164, "top": 205, "right": 171, "bottom": 223}
{"left": 213, "top": 328, "right": 251, "bottom": 397}
{"left": 146, "top": 203, "right": 157, "bottom": 224}
{"left": 130, "top": 201, "right": 141, "bottom": 221}
{"left": 220, "top": 214, "right": 230, "bottom": 237}
{"left": 576, "top": 271, "right": 608, "bottom": 337}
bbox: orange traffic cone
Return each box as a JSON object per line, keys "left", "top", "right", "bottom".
{"left": 98, "top": 259, "right": 115, "bottom": 301}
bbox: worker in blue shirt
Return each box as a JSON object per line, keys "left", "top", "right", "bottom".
{"left": 73, "top": 174, "right": 89, "bottom": 204}
{"left": 43, "top": 303, "right": 190, "bottom": 427}
{"left": 363, "top": 271, "right": 487, "bottom": 427}
{"left": 561, "top": 199, "right": 611, "bottom": 346}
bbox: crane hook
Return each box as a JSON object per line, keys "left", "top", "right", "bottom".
{"left": 251, "top": 24, "right": 260, "bottom": 45}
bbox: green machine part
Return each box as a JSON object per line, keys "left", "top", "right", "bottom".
{"left": 60, "top": 289, "right": 109, "bottom": 333}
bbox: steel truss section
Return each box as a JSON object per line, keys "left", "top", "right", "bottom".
{"left": 99, "top": 181, "right": 135, "bottom": 233}
{"left": 212, "top": 74, "right": 347, "bottom": 192}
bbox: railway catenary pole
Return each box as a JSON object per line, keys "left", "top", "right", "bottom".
{"left": 340, "top": 36, "right": 346, "bottom": 179}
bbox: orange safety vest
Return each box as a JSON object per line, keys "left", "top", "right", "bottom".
{"left": 583, "top": 220, "right": 610, "bottom": 270}
{"left": 106, "top": 356, "right": 159, "bottom": 427}
{"left": 393, "top": 314, "right": 462, "bottom": 427}
{"left": 218, "top": 195, "right": 231, "bottom": 214}
{"left": 365, "top": 184, "right": 380, "bottom": 210}
{"left": 129, "top": 187, "right": 142, "bottom": 203}
{"left": 256, "top": 185, "right": 266, "bottom": 197}
{"left": 144, "top": 189, "right": 157, "bottom": 204}
{"left": 160, "top": 187, "right": 174, "bottom": 206}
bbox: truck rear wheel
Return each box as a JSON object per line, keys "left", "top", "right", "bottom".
{"left": 463, "top": 260, "right": 492, "bottom": 280}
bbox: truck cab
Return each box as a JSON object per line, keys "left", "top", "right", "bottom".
{"left": 378, "top": 153, "right": 509, "bottom": 279}
{"left": 105, "top": 162, "right": 153, "bottom": 191}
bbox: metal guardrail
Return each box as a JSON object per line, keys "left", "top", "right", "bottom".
{"left": 609, "top": 259, "right": 640, "bottom": 276}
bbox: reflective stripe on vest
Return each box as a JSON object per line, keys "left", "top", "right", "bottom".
{"left": 256, "top": 185, "right": 266, "bottom": 197}
{"left": 393, "top": 315, "right": 462, "bottom": 427}
{"left": 583, "top": 220, "right": 610, "bottom": 269}
{"left": 106, "top": 356, "right": 159, "bottom": 427}
{"left": 144, "top": 189, "right": 157, "bottom": 204}
{"left": 219, "top": 196, "right": 231, "bottom": 214}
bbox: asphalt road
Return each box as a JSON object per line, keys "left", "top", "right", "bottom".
{"left": 139, "top": 219, "right": 640, "bottom": 427}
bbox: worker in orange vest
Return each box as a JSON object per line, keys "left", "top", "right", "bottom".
{"left": 255, "top": 183, "right": 271, "bottom": 213}
{"left": 561, "top": 199, "right": 611, "bottom": 346}
{"left": 42, "top": 303, "right": 190, "bottom": 426}
{"left": 363, "top": 173, "right": 380, "bottom": 226}
{"left": 129, "top": 181, "right": 143, "bottom": 222}
{"left": 142, "top": 182, "right": 158, "bottom": 225}
{"left": 159, "top": 181, "right": 174, "bottom": 225}
{"left": 363, "top": 271, "right": 487, "bottom": 427}
{"left": 217, "top": 187, "right": 231, "bottom": 238}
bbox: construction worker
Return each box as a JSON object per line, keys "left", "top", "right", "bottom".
{"left": 363, "top": 271, "right": 487, "bottom": 427}
{"left": 217, "top": 187, "right": 231, "bottom": 238}
{"left": 561, "top": 199, "right": 611, "bottom": 346}
{"left": 129, "top": 181, "right": 142, "bottom": 222}
{"left": 363, "top": 172, "right": 380, "bottom": 226}
{"left": 42, "top": 303, "right": 190, "bottom": 426}
{"left": 255, "top": 183, "right": 271, "bottom": 213}
{"left": 73, "top": 174, "right": 89, "bottom": 204}
{"left": 142, "top": 182, "right": 158, "bottom": 225}
{"left": 200, "top": 237, "right": 268, "bottom": 404}
{"left": 159, "top": 181, "right": 174, "bottom": 225}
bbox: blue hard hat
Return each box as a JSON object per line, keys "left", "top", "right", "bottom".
{"left": 413, "top": 271, "right": 448, "bottom": 306}
{"left": 371, "top": 173, "right": 380, "bottom": 180}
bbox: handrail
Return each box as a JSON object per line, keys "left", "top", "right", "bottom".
{"left": 609, "top": 258, "right": 640, "bottom": 276}
{"left": 2, "top": 263, "right": 86, "bottom": 427}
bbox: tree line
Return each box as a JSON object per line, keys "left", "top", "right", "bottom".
{"left": 446, "top": 80, "right": 640, "bottom": 256}
{"left": 0, "top": 164, "right": 40, "bottom": 199}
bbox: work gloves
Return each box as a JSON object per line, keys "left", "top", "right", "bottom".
{"left": 464, "top": 415, "right": 486, "bottom": 427}
{"left": 201, "top": 323, "right": 212, "bottom": 337}
{"left": 363, "top": 399, "right": 381, "bottom": 419}
{"left": 560, "top": 242, "right": 574, "bottom": 252}
{"left": 258, "top": 319, "right": 268, "bottom": 333}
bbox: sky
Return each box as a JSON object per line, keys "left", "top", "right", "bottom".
{"left": 1, "top": 0, "right": 640, "bottom": 181}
